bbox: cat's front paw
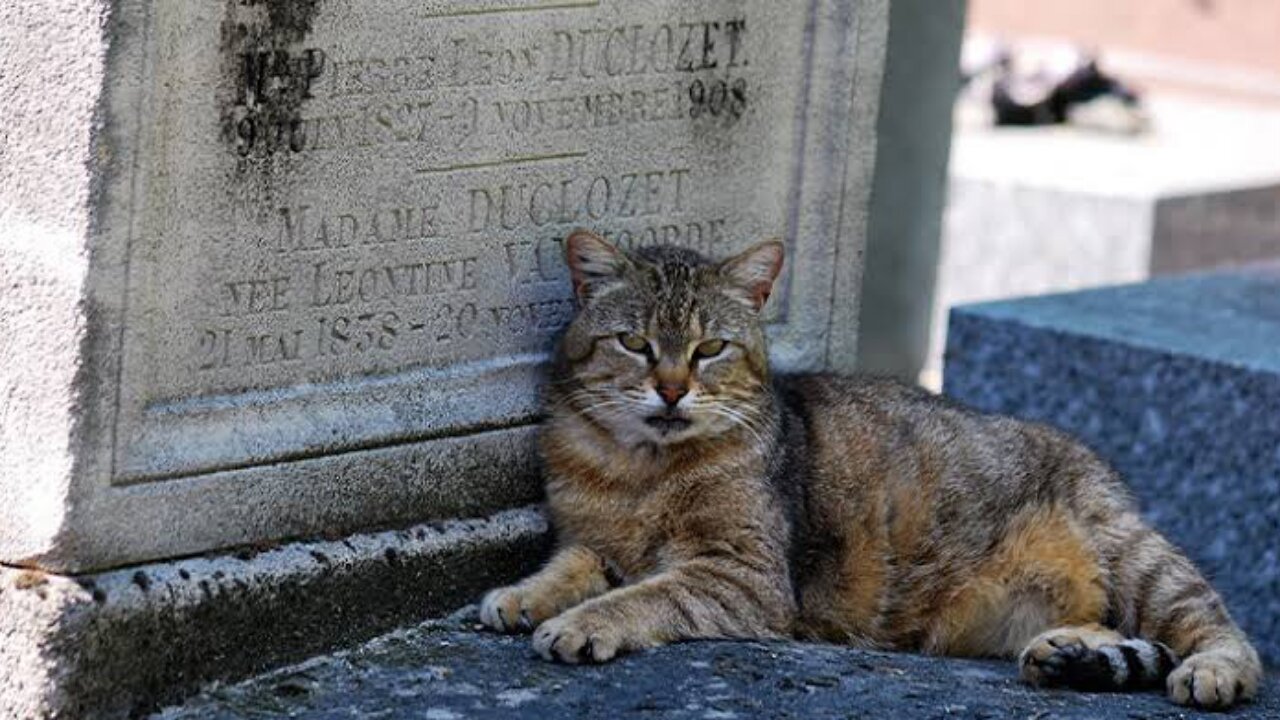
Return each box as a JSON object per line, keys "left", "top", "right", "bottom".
{"left": 1167, "top": 652, "right": 1258, "bottom": 710}
{"left": 479, "top": 586, "right": 557, "bottom": 634}
{"left": 532, "top": 611, "right": 626, "bottom": 664}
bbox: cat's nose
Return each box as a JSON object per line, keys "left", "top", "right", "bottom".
{"left": 657, "top": 383, "right": 688, "bottom": 407}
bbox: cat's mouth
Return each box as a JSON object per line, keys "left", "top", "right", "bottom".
{"left": 643, "top": 415, "right": 693, "bottom": 435}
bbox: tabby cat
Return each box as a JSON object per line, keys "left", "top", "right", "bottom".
{"left": 480, "top": 230, "right": 1262, "bottom": 709}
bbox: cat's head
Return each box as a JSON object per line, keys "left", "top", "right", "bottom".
{"left": 552, "top": 229, "right": 783, "bottom": 448}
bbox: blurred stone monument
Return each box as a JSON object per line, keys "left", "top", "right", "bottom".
{"left": 925, "top": 100, "right": 1280, "bottom": 385}
{"left": 856, "top": 0, "right": 966, "bottom": 381}
{"left": 1, "top": 0, "right": 891, "bottom": 716}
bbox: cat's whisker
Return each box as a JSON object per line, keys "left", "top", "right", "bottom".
{"left": 560, "top": 389, "right": 626, "bottom": 407}
{"left": 576, "top": 399, "right": 635, "bottom": 414}
{"left": 706, "top": 401, "right": 767, "bottom": 428}
{"left": 703, "top": 406, "right": 769, "bottom": 449}
{"left": 727, "top": 409, "right": 775, "bottom": 447}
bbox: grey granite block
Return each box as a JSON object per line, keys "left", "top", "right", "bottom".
{"left": 944, "top": 262, "right": 1280, "bottom": 665}
{"left": 155, "top": 611, "right": 1280, "bottom": 719}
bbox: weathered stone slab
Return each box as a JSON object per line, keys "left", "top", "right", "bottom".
{"left": 0, "top": 507, "right": 550, "bottom": 719}
{"left": 1, "top": 0, "right": 887, "bottom": 573}
{"left": 944, "top": 263, "right": 1280, "bottom": 665}
{"left": 3, "top": 0, "right": 893, "bottom": 714}
{"left": 155, "top": 611, "right": 1280, "bottom": 719}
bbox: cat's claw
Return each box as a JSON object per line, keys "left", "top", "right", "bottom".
{"left": 533, "top": 613, "right": 622, "bottom": 664}
{"left": 479, "top": 586, "right": 548, "bottom": 634}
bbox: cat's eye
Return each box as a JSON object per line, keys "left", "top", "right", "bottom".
{"left": 693, "top": 339, "right": 727, "bottom": 360}
{"left": 617, "top": 332, "right": 652, "bottom": 355}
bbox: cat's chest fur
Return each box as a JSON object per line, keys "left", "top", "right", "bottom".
{"left": 542, "top": 419, "right": 771, "bottom": 582}
{"left": 546, "top": 479, "right": 669, "bottom": 579}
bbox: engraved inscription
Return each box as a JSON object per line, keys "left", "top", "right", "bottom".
{"left": 225, "top": 17, "right": 751, "bottom": 156}
{"left": 274, "top": 204, "right": 441, "bottom": 254}
{"left": 195, "top": 4, "right": 767, "bottom": 391}
{"left": 117, "top": 0, "right": 813, "bottom": 481}
{"left": 191, "top": 164, "right": 728, "bottom": 374}
{"left": 465, "top": 168, "right": 690, "bottom": 232}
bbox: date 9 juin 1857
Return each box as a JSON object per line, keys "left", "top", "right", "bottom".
{"left": 225, "top": 16, "right": 752, "bottom": 156}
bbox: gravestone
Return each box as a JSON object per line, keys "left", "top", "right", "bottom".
{"left": 1, "top": 0, "right": 889, "bottom": 716}
{"left": 944, "top": 264, "right": 1280, "bottom": 666}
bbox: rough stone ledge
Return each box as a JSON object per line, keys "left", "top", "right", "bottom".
{"left": 157, "top": 610, "right": 1279, "bottom": 719}
{"left": 0, "top": 507, "right": 551, "bottom": 720}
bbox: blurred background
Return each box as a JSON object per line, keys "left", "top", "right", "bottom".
{"left": 857, "top": 0, "right": 1280, "bottom": 389}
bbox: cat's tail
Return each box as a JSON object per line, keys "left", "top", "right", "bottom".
{"left": 1020, "top": 626, "right": 1179, "bottom": 692}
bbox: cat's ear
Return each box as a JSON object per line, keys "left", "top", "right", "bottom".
{"left": 564, "top": 229, "right": 630, "bottom": 302}
{"left": 719, "top": 240, "right": 784, "bottom": 312}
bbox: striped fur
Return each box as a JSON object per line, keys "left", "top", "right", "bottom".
{"left": 479, "top": 232, "right": 1263, "bottom": 709}
{"left": 1021, "top": 625, "right": 1179, "bottom": 691}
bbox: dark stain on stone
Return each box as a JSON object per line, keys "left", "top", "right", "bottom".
{"left": 132, "top": 571, "right": 152, "bottom": 592}
{"left": 261, "top": 0, "right": 321, "bottom": 44}
{"left": 310, "top": 550, "right": 331, "bottom": 564}
{"left": 384, "top": 548, "right": 400, "bottom": 565}
{"left": 75, "top": 577, "right": 107, "bottom": 603}
{"left": 219, "top": 0, "right": 324, "bottom": 162}
{"left": 272, "top": 680, "right": 311, "bottom": 698}
{"left": 631, "top": 697, "right": 676, "bottom": 712}
{"left": 213, "top": 570, "right": 227, "bottom": 580}
{"left": 179, "top": 568, "right": 192, "bottom": 580}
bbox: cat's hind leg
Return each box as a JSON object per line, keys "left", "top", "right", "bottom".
{"left": 1020, "top": 624, "right": 1179, "bottom": 692}
{"left": 1021, "top": 513, "right": 1262, "bottom": 709}
{"left": 925, "top": 507, "right": 1110, "bottom": 658}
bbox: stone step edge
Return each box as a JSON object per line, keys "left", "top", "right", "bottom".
{"left": 0, "top": 506, "right": 552, "bottom": 720}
